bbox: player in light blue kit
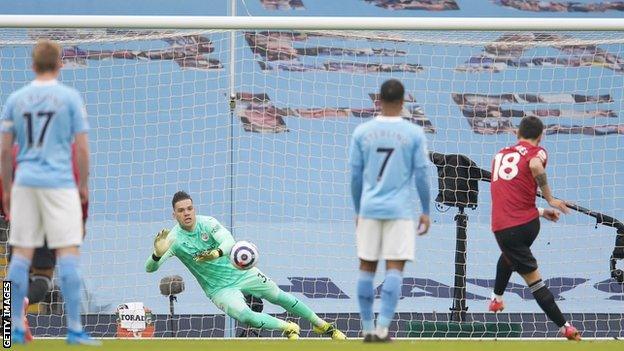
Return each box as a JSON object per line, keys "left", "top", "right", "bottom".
{"left": 349, "top": 79, "right": 431, "bottom": 342}
{"left": 1, "top": 40, "right": 99, "bottom": 345}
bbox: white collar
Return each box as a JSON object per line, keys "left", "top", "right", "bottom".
{"left": 375, "top": 115, "right": 403, "bottom": 122}
{"left": 31, "top": 79, "right": 59, "bottom": 87}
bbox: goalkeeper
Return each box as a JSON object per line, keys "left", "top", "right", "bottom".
{"left": 145, "top": 191, "right": 346, "bottom": 340}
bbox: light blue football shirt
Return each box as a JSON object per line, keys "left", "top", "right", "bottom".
{"left": 0, "top": 80, "right": 88, "bottom": 188}
{"left": 349, "top": 116, "right": 430, "bottom": 219}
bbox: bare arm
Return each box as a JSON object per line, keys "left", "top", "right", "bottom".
{"left": 0, "top": 133, "right": 13, "bottom": 195}
{"left": 74, "top": 133, "right": 89, "bottom": 203}
{"left": 529, "top": 157, "right": 569, "bottom": 214}
{"left": 1, "top": 133, "right": 14, "bottom": 217}
{"left": 530, "top": 158, "right": 553, "bottom": 201}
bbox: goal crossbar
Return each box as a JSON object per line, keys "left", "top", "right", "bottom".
{"left": 0, "top": 15, "right": 623, "bottom": 31}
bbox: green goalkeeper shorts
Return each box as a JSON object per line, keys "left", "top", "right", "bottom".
{"left": 211, "top": 267, "right": 281, "bottom": 316}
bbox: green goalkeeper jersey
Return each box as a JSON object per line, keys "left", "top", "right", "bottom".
{"left": 145, "top": 215, "right": 248, "bottom": 298}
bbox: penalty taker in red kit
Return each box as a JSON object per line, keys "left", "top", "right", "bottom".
{"left": 489, "top": 116, "right": 580, "bottom": 341}
{"left": 145, "top": 191, "right": 346, "bottom": 340}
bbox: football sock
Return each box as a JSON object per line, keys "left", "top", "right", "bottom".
{"left": 357, "top": 270, "right": 375, "bottom": 334}
{"left": 58, "top": 255, "right": 83, "bottom": 332}
{"left": 530, "top": 279, "right": 566, "bottom": 328}
{"left": 377, "top": 269, "right": 402, "bottom": 330}
{"left": 494, "top": 255, "right": 513, "bottom": 296}
{"left": 7, "top": 254, "right": 30, "bottom": 331}
{"left": 274, "top": 291, "right": 324, "bottom": 327}
{"left": 234, "top": 307, "right": 288, "bottom": 330}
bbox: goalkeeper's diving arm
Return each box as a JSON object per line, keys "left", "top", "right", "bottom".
{"left": 146, "top": 228, "right": 175, "bottom": 272}
{"left": 213, "top": 226, "right": 236, "bottom": 257}
{"left": 145, "top": 249, "right": 173, "bottom": 273}
{"left": 197, "top": 224, "right": 236, "bottom": 261}
{"left": 192, "top": 220, "right": 236, "bottom": 262}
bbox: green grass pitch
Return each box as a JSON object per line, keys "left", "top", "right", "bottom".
{"left": 9, "top": 339, "right": 623, "bottom": 351}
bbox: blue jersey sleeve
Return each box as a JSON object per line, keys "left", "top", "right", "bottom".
{"left": 349, "top": 129, "right": 364, "bottom": 214}
{"left": 69, "top": 90, "right": 88, "bottom": 135}
{"left": 412, "top": 129, "right": 429, "bottom": 169}
{"left": 0, "top": 94, "right": 16, "bottom": 134}
{"left": 413, "top": 130, "right": 431, "bottom": 215}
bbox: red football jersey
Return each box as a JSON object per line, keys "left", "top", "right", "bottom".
{"left": 491, "top": 140, "right": 547, "bottom": 232}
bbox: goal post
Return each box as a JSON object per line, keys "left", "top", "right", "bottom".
{"left": 0, "top": 15, "right": 622, "bottom": 339}
{"left": 1, "top": 15, "right": 624, "bottom": 30}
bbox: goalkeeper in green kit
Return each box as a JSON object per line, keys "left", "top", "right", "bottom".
{"left": 145, "top": 191, "right": 346, "bottom": 340}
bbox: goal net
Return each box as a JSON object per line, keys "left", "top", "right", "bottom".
{"left": 0, "top": 24, "right": 622, "bottom": 339}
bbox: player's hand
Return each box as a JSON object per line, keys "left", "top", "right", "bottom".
{"left": 2, "top": 191, "right": 9, "bottom": 221}
{"left": 541, "top": 208, "right": 560, "bottom": 222}
{"left": 153, "top": 228, "right": 172, "bottom": 257}
{"left": 417, "top": 214, "right": 430, "bottom": 235}
{"left": 78, "top": 184, "right": 88, "bottom": 204}
{"left": 194, "top": 249, "right": 220, "bottom": 262}
{"left": 548, "top": 198, "right": 570, "bottom": 214}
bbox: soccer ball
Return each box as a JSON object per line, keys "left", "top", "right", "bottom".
{"left": 230, "top": 241, "right": 259, "bottom": 270}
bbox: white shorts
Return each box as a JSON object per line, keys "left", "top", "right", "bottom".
{"left": 356, "top": 218, "right": 415, "bottom": 261}
{"left": 9, "top": 185, "right": 83, "bottom": 249}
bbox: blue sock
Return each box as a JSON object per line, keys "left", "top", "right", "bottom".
{"left": 7, "top": 255, "right": 31, "bottom": 332}
{"left": 378, "top": 269, "right": 402, "bottom": 329}
{"left": 357, "top": 270, "right": 375, "bottom": 333}
{"left": 58, "top": 255, "right": 83, "bottom": 332}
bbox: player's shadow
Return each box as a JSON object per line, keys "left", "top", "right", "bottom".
{"left": 467, "top": 277, "right": 589, "bottom": 300}
{"left": 375, "top": 278, "right": 488, "bottom": 300}
{"left": 594, "top": 279, "right": 624, "bottom": 301}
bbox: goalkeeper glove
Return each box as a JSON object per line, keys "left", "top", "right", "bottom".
{"left": 194, "top": 248, "right": 223, "bottom": 262}
{"left": 153, "top": 228, "right": 172, "bottom": 258}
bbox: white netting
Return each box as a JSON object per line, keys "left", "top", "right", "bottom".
{"left": 0, "top": 27, "right": 622, "bottom": 338}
